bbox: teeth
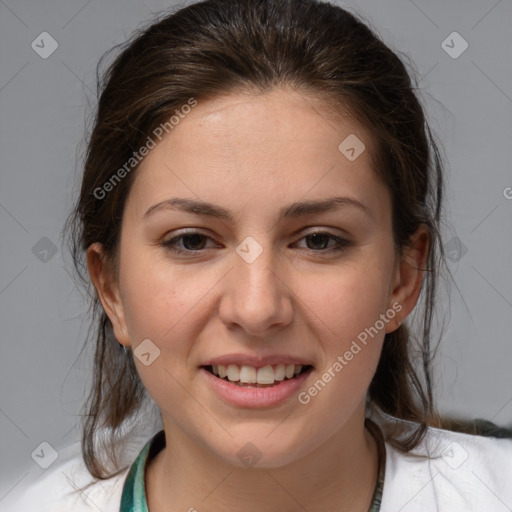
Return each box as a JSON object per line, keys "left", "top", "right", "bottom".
{"left": 256, "top": 365, "right": 275, "bottom": 384}
{"left": 285, "top": 364, "right": 295, "bottom": 379}
{"left": 226, "top": 364, "right": 239, "bottom": 382}
{"left": 210, "top": 363, "right": 307, "bottom": 385}
{"left": 274, "top": 364, "right": 286, "bottom": 381}
{"left": 239, "top": 365, "right": 257, "bottom": 384}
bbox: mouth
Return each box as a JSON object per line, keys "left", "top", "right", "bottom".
{"left": 201, "top": 363, "right": 314, "bottom": 388}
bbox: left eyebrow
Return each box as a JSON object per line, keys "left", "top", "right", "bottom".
{"left": 143, "top": 195, "right": 372, "bottom": 221}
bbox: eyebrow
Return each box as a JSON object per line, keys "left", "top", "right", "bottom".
{"left": 143, "top": 195, "right": 372, "bottom": 221}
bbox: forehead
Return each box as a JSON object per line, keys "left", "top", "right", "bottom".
{"left": 126, "top": 87, "right": 389, "bottom": 223}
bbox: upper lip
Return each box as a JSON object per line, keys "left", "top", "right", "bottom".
{"left": 201, "top": 353, "right": 314, "bottom": 369}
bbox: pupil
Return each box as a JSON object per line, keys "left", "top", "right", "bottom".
{"left": 308, "top": 233, "right": 329, "bottom": 250}
{"left": 184, "top": 234, "right": 206, "bottom": 250}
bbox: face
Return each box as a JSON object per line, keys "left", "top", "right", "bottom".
{"left": 90, "top": 87, "right": 420, "bottom": 468}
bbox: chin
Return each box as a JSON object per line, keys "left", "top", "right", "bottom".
{"left": 208, "top": 429, "right": 313, "bottom": 470}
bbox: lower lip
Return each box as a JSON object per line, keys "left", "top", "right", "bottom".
{"left": 199, "top": 367, "right": 313, "bottom": 408}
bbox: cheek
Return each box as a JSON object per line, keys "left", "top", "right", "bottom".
{"left": 117, "top": 248, "right": 212, "bottom": 406}
{"left": 294, "top": 261, "right": 391, "bottom": 425}
{"left": 300, "top": 256, "right": 393, "bottom": 341}
{"left": 119, "top": 244, "right": 187, "bottom": 335}
{"left": 293, "top": 249, "right": 394, "bottom": 405}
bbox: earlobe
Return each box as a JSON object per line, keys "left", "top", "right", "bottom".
{"left": 86, "top": 243, "right": 131, "bottom": 347}
{"left": 386, "top": 225, "right": 430, "bottom": 332}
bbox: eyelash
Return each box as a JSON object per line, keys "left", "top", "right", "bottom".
{"left": 161, "top": 231, "right": 352, "bottom": 256}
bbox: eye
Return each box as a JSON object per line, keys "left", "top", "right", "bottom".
{"left": 161, "top": 232, "right": 218, "bottom": 254}
{"left": 293, "top": 232, "right": 352, "bottom": 253}
{"left": 160, "top": 230, "right": 352, "bottom": 256}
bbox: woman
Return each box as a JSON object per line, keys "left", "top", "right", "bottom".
{"left": 5, "top": 0, "right": 511, "bottom": 510}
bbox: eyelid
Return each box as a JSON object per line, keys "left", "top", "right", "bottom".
{"left": 161, "top": 229, "right": 220, "bottom": 250}
{"left": 164, "top": 225, "right": 351, "bottom": 240}
{"left": 161, "top": 228, "right": 352, "bottom": 255}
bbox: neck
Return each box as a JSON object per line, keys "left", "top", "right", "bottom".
{"left": 146, "top": 408, "right": 380, "bottom": 512}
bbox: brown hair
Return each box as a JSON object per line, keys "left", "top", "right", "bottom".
{"left": 66, "top": 0, "right": 449, "bottom": 481}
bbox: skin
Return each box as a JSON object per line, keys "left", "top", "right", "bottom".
{"left": 88, "top": 87, "right": 428, "bottom": 512}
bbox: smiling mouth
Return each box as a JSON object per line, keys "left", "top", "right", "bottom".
{"left": 202, "top": 364, "right": 313, "bottom": 387}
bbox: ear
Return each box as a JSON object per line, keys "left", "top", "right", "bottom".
{"left": 385, "top": 225, "right": 430, "bottom": 333}
{"left": 86, "top": 242, "right": 131, "bottom": 347}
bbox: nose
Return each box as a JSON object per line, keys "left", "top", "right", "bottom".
{"left": 218, "top": 245, "right": 294, "bottom": 336}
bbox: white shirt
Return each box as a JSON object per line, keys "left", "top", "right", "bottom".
{"left": 3, "top": 418, "right": 511, "bottom": 511}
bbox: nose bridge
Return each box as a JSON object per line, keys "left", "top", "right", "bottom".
{"left": 220, "top": 235, "right": 292, "bottom": 334}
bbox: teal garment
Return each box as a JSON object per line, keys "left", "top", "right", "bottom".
{"left": 120, "top": 429, "right": 165, "bottom": 511}
{"left": 120, "top": 419, "right": 386, "bottom": 511}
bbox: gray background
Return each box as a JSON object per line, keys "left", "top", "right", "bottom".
{"left": 1, "top": 0, "right": 511, "bottom": 501}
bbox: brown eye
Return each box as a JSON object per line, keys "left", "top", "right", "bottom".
{"left": 161, "top": 230, "right": 351, "bottom": 256}
{"left": 161, "top": 232, "right": 217, "bottom": 254}
{"left": 295, "top": 232, "right": 352, "bottom": 253}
